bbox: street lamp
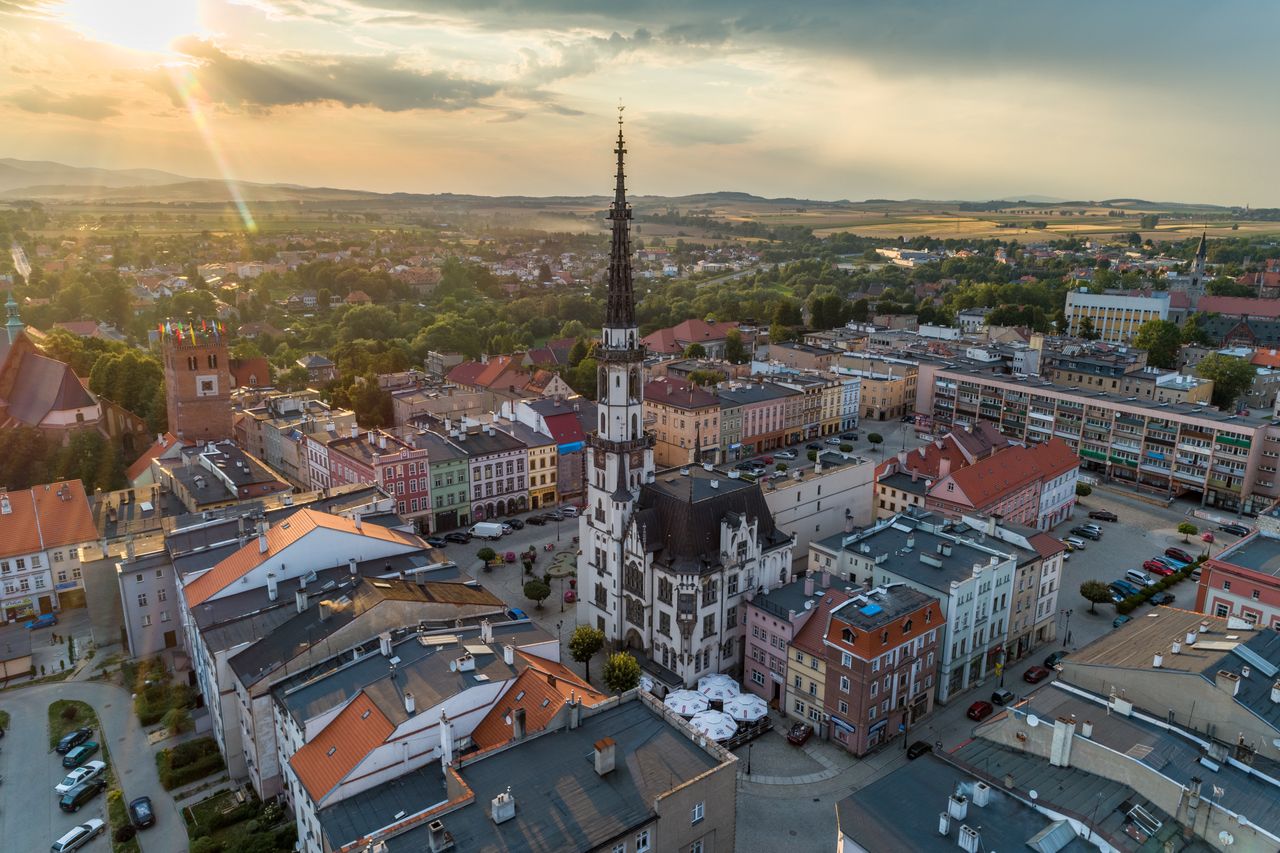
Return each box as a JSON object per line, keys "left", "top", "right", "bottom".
{"left": 997, "top": 646, "right": 1008, "bottom": 688}
{"left": 746, "top": 742, "right": 753, "bottom": 775}
{"left": 557, "top": 620, "right": 563, "bottom": 645}
{"left": 1061, "top": 609, "right": 1073, "bottom": 648}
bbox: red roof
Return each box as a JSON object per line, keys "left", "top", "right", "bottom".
{"left": 930, "top": 438, "right": 1078, "bottom": 510}
{"left": 641, "top": 319, "right": 736, "bottom": 354}
{"left": 792, "top": 589, "right": 852, "bottom": 656}
{"left": 643, "top": 376, "right": 720, "bottom": 410}
{"left": 125, "top": 433, "right": 185, "bottom": 482}
{"left": 289, "top": 691, "right": 394, "bottom": 802}
{"left": 1196, "top": 296, "right": 1280, "bottom": 319}
{"left": 1251, "top": 349, "right": 1280, "bottom": 368}
{"left": 0, "top": 481, "right": 98, "bottom": 560}
{"left": 542, "top": 411, "right": 586, "bottom": 445}
{"left": 229, "top": 357, "right": 271, "bottom": 389}
{"left": 469, "top": 654, "right": 605, "bottom": 749}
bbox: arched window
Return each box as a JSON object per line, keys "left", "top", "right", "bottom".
{"left": 631, "top": 414, "right": 638, "bottom": 438}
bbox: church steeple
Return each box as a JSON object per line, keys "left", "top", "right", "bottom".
{"left": 4, "top": 291, "right": 22, "bottom": 344}
{"left": 605, "top": 108, "right": 635, "bottom": 329}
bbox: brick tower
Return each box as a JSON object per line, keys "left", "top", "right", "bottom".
{"left": 163, "top": 330, "right": 233, "bottom": 442}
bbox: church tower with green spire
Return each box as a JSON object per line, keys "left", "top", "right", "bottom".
{"left": 4, "top": 291, "right": 22, "bottom": 345}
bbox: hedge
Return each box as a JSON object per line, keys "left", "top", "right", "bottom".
{"left": 1116, "top": 559, "right": 1201, "bottom": 615}
{"left": 156, "top": 736, "right": 226, "bottom": 790}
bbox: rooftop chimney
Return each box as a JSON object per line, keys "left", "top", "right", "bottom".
{"left": 266, "top": 573, "right": 278, "bottom": 601}
{"left": 593, "top": 737, "right": 616, "bottom": 776}
{"left": 404, "top": 691, "right": 415, "bottom": 716}
{"left": 319, "top": 600, "right": 332, "bottom": 621}
{"left": 258, "top": 527, "right": 269, "bottom": 554}
{"left": 427, "top": 819, "right": 450, "bottom": 853}
{"left": 569, "top": 694, "right": 582, "bottom": 730}
{"left": 1271, "top": 681, "right": 1280, "bottom": 704}
{"left": 439, "top": 711, "right": 453, "bottom": 768}
{"left": 947, "top": 793, "right": 968, "bottom": 821}
{"left": 511, "top": 707, "right": 526, "bottom": 741}
{"left": 503, "top": 644, "right": 514, "bottom": 666}
{"left": 804, "top": 575, "right": 815, "bottom": 596}
{"left": 1050, "top": 716, "right": 1076, "bottom": 767}
{"left": 354, "top": 512, "right": 363, "bottom": 531}
{"left": 490, "top": 787, "right": 516, "bottom": 825}
{"left": 348, "top": 557, "right": 358, "bottom": 576}
{"left": 480, "top": 619, "right": 493, "bottom": 644}
{"left": 295, "top": 588, "right": 308, "bottom": 614}
{"left": 1215, "top": 669, "right": 1240, "bottom": 697}
{"left": 379, "top": 631, "right": 393, "bottom": 657}
{"left": 351, "top": 423, "right": 359, "bottom": 439}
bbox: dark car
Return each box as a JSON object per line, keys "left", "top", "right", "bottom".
{"left": 1070, "top": 526, "right": 1102, "bottom": 541}
{"left": 525, "top": 515, "right": 547, "bottom": 525}
{"left": 786, "top": 722, "right": 813, "bottom": 745}
{"left": 508, "top": 518, "right": 525, "bottom": 530}
{"left": 425, "top": 536, "right": 448, "bottom": 548}
{"left": 1110, "top": 579, "right": 1141, "bottom": 597}
{"left": 546, "top": 510, "right": 565, "bottom": 521}
{"left": 1219, "top": 522, "right": 1251, "bottom": 536}
{"left": 966, "top": 701, "right": 994, "bottom": 721}
{"left": 1044, "top": 651, "right": 1067, "bottom": 669}
{"left": 128, "top": 796, "right": 156, "bottom": 828}
{"left": 1165, "top": 547, "right": 1194, "bottom": 564}
{"left": 840, "top": 432, "right": 858, "bottom": 441}
{"left": 991, "top": 688, "right": 1016, "bottom": 706}
{"left": 1151, "top": 592, "right": 1176, "bottom": 606}
{"left": 906, "top": 740, "right": 933, "bottom": 760}
{"left": 1114, "top": 614, "right": 1133, "bottom": 628}
{"left": 1023, "top": 665, "right": 1051, "bottom": 684}
{"left": 59, "top": 778, "right": 107, "bottom": 812}
{"left": 62, "top": 741, "right": 100, "bottom": 768}
{"left": 443, "top": 531, "right": 471, "bottom": 545}
{"left": 56, "top": 727, "right": 92, "bottom": 754}
{"left": 805, "top": 442, "right": 822, "bottom": 451}
{"left": 1088, "top": 509, "right": 1119, "bottom": 522}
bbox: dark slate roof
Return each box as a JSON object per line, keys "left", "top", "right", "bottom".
{"left": 7, "top": 353, "right": 95, "bottom": 424}
{"left": 453, "top": 428, "right": 526, "bottom": 457}
{"left": 716, "top": 381, "right": 799, "bottom": 408}
{"left": 836, "top": 753, "right": 1093, "bottom": 853}
{"left": 877, "top": 470, "right": 929, "bottom": 497}
{"left": 411, "top": 430, "right": 467, "bottom": 462}
{"left": 1199, "top": 315, "right": 1280, "bottom": 347}
{"left": 1206, "top": 629, "right": 1280, "bottom": 734}
{"left": 634, "top": 465, "right": 788, "bottom": 573}
{"left": 385, "top": 699, "right": 722, "bottom": 853}
{"left": 319, "top": 763, "right": 447, "bottom": 850}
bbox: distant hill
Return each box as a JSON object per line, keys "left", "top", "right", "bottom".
{"left": 0, "top": 158, "right": 197, "bottom": 192}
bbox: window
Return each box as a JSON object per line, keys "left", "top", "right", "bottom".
{"left": 141, "top": 615, "right": 151, "bottom": 627}
{"left": 691, "top": 801, "right": 704, "bottom": 825}
{"left": 752, "top": 670, "right": 765, "bottom": 686}
{"left": 839, "top": 675, "right": 850, "bottom": 692}
{"left": 33, "top": 576, "right": 44, "bottom": 589}
{"left": 636, "top": 829, "right": 650, "bottom": 853}
{"left": 1224, "top": 581, "right": 1232, "bottom": 591}
{"left": 841, "top": 651, "right": 852, "bottom": 667}
{"left": 793, "top": 674, "right": 802, "bottom": 689}
{"left": 160, "top": 610, "right": 170, "bottom": 623}
{"left": 868, "top": 705, "right": 877, "bottom": 720}
{"left": 838, "top": 700, "right": 849, "bottom": 714}
{"left": 690, "top": 842, "right": 704, "bottom": 853}
{"left": 137, "top": 593, "right": 148, "bottom": 607}
{"left": 1253, "top": 590, "right": 1261, "bottom": 601}
{"left": 613, "top": 844, "right": 626, "bottom": 853}
{"left": 52, "top": 550, "right": 63, "bottom": 563}
{"left": 795, "top": 650, "right": 804, "bottom": 663}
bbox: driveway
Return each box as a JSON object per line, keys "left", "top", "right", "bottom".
{"left": 0, "top": 680, "right": 187, "bottom": 853}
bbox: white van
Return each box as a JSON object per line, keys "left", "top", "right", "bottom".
{"left": 469, "top": 522, "right": 505, "bottom": 541}
{"left": 1125, "top": 568, "right": 1154, "bottom": 587}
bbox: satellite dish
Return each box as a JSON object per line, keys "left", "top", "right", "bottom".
{"left": 1029, "top": 790, "right": 1038, "bottom": 801}
{"left": 1218, "top": 831, "right": 1234, "bottom": 845}
{"left": 1027, "top": 715, "right": 1040, "bottom": 728}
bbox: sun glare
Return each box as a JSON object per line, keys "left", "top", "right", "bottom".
{"left": 59, "top": 0, "right": 204, "bottom": 54}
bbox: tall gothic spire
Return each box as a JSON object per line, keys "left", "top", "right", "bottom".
{"left": 4, "top": 290, "right": 22, "bottom": 344}
{"left": 605, "top": 107, "right": 635, "bottom": 329}
{"left": 1195, "top": 230, "right": 1208, "bottom": 260}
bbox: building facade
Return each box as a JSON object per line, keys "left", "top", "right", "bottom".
{"left": 644, "top": 376, "right": 721, "bottom": 468}
{"left": 0, "top": 481, "right": 97, "bottom": 620}
{"left": 1063, "top": 289, "right": 1171, "bottom": 343}
{"left": 163, "top": 333, "right": 233, "bottom": 442}
{"left": 835, "top": 353, "right": 918, "bottom": 421}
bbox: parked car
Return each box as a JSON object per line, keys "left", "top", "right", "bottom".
{"left": 56, "top": 728, "right": 92, "bottom": 754}
{"left": 560, "top": 505, "right": 580, "bottom": 517}
{"left": 443, "top": 531, "right": 471, "bottom": 545}
{"left": 63, "top": 741, "right": 99, "bottom": 768}
{"left": 1219, "top": 522, "right": 1251, "bottom": 536}
{"left": 1058, "top": 539, "right": 1077, "bottom": 552}
{"left": 1070, "top": 526, "right": 1102, "bottom": 541}
{"left": 1165, "top": 547, "right": 1194, "bottom": 564}
{"left": 546, "top": 510, "right": 565, "bottom": 521}
{"left": 501, "top": 523, "right": 513, "bottom": 535}
{"left": 761, "top": 456, "right": 774, "bottom": 464}
{"left": 991, "top": 688, "right": 1016, "bottom": 706}
{"left": 735, "top": 462, "right": 755, "bottom": 471}
{"left": 966, "top": 701, "right": 994, "bottom": 721}
{"left": 1109, "top": 590, "right": 1125, "bottom": 604}
{"left": 1113, "top": 614, "right": 1132, "bottom": 628}
{"left": 825, "top": 437, "right": 841, "bottom": 445}
{"left": 128, "top": 795, "right": 156, "bottom": 829}
{"left": 906, "top": 740, "right": 932, "bottom": 760}
{"left": 840, "top": 432, "right": 858, "bottom": 441}
{"left": 1023, "top": 665, "right": 1051, "bottom": 684}
{"left": 55, "top": 761, "right": 106, "bottom": 795}
{"left": 1109, "top": 580, "right": 1141, "bottom": 597}
{"left": 1143, "top": 560, "right": 1176, "bottom": 577}
{"left": 425, "top": 536, "right": 448, "bottom": 548}
{"left": 1201, "top": 531, "right": 1215, "bottom": 543}
{"left": 786, "top": 722, "right": 813, "bottom": 745}
{"left": 508, "top": 518, "right": 525, "bottom": 530}
{"left": 805, "top": 443, "right": 822, "bottom": 451}
{"left": 1080, "top": 522, "right": 1103, "bottom": 535}
{"left": 775, "top": 449, "right": 797, "bottom": 459}
{"left": 25, "top": 613, "right": 57, "bottom": 630}
{"left": 1063, "top": 536, "right": 1087, "bottom": 550}
{"left": 1088, "top": 509, "right": 1119, "bottom": 522}
{"left": 50, "top": 819, "right": 105, "bottom": 853}
{"left": 1151, "top": 592, "right": 1176, "bottom": 606}
{"left": 1043, "top": 651, "right": 1067, "bottom": 669}
{"left": 59, "top": 777, "right": 107, "bottom": 812}
{"left": 505, "top": 608, "right": 528, "bottom": 621}
{"left": 525, "top": 515, "right": 547, "bottom": 526}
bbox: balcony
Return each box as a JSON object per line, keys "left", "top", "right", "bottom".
{"left": 1178, "top": 442, "right": 1211, "bottom": 455}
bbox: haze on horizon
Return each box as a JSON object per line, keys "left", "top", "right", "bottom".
{"left": 0, "top": 0, "right": 1276, "bottom": 206}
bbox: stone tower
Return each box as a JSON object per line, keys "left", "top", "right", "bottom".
{"left": 576, "top": 111, "right": 656, "bottom": 642}
{"left": 162, "top": 327, "right": 233, "bottom": 442}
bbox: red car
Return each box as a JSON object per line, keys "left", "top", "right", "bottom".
{"left": 787, "top": 723, "right": 813, "bottom": 745}
{"left": 762, "top": 455, "right": 774, "bottom": 465}
{"left": 1023, "top": 665, "right": 1051, "bottom": 684}
{"left": 1165, "top": 548, "right": 1193, "bottom": 563}
{"left": 966, "top": 701, "right": 994, "bottom": 721}
{"left": 1143, "top": 559, "right": 1175, "bottom": 576}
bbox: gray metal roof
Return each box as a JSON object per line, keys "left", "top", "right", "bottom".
{"left": 1208, "top": 630, "right": 1280, "bottom": 735}
{"left": 1215, "top": 532, "right": 1280, "bottom": 577}
{"left": 385, "top": 699, "right": 722, "bottom": 853}
{"left": 319, "top": 763, "right": 447, "bottom": 850}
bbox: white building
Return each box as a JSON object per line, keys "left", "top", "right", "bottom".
{"left": 762, "top": 452, "right": 875, "bottom": 559}
{"left": 1064, "top": 289, "right": 1171, "bottom": 344}
{"left": 0, "top": 481, "right": 98, "bottom": 620}
{"left": 809, "top": 512, "right": 1018, "bottom": 703}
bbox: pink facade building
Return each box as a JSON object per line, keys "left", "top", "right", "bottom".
{"left": 325, "top": 428, "right": 432, "bottom": 531}
{"left": 744, "top": 573, "right": 835, "bottom": 708}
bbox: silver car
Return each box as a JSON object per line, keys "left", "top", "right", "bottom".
{"left": 55, "top": 761, "right": 105, "bottom": 794}
{"left": 51, "top": 819, "right": 105, "bottom": 852}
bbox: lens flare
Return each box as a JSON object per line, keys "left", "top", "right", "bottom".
{"left": 168, "top": 66, "right": 257, "bottom": 232}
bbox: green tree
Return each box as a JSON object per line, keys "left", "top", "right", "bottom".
{"left": 1079, "top": 579, "right": 1113, "bottom": 614}
{"left": 687, "top": 369, "right": 725, "bottom": 386}
{"left": 849, "top": 298, "right": 870, "bottom": 323}
{"left": 1177, "top": 522, "right": 1198, "bottom": 542}
{"left": 568, "top": 625, "right": 605, "bottom": 682}
{"left": 162, "top": 707, "right": 193, "bottom": 735}
{"left": 1139, "top": 214, "right": 1160, "bottom": 230}
{"left": 602, "top": 651, "right": 641, "bottom": 694}
{"left": 1196, "top": 352, "right": 1257, "bottom": 410}
{"left": 567, "top": 338, "right": 589, "bottom": 367}
{"left": 683, "top": 343, "right": 707, "bottom": 358}
{"left": 867, "top": 433, "right": 883, "bottom": 452}
{"left": 724, "top": 329, "right": 747, "bottom": 364}
{"left": 1077, "top": 316, "right": 1099, "bottom": 340}
{"left": 476, "top": 547, "right": 497, "bottom": 570}
{"left": 1076, "top": 482, "right": 1092, "bottom": 497}
{"left": 1133, "top": 320, "right": 1182, "bottom": 369}
{"left": 524, "top": 579, "right": 551, "bottom": 610}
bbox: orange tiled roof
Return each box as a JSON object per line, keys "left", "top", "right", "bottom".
{"left": 182, "top": 508, "right": 421, "bottom": 606}
{"left": 791, "top": 589, "right": 852, "bottom": 656}
{"left": 933, "top": 438, "right": 1077, "bottom": 509}
{"left": 125, "top": 433, "right": 184, "bottom": 482}
{"left": 290, "top": 691, "right": 394, "bottom": 802}
{"left": 0, "top": 481, "right": 98, "bottom": 560}
{"left": 1251, "top": 349, "right": 1280, "bottom": 369}
{"left": 469, "top": 653, "right": 606, "bottom": 750}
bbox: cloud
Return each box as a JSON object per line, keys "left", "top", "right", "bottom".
{"left": 518, "top": 28, "right": 651, "bottom": 86}
{"left": 642, "top": 112, "right": 755, "bottom": 146}
{"left": 168, "top": 37, "right": 499, "bottom": 112}
{"left": 5, "top": 85, "right": 121, "bottom": 119}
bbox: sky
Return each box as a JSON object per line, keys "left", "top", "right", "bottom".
{"left": 0, "top": 0, "right": 1277, "bottom": 204}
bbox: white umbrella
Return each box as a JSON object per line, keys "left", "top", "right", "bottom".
{"left": 722, "top": 692, "right": 768, "bottom": 723}
{"left": 697, "top": 674, "right": 741, "bottom": 702}
{"left": 690, "top": 709, "right": 739, "bottom": 742}
{"left": 664, "top": 689, "right": 709, "bottom": 716}
{"left": 639, "top": 675, "right": 656, "bottom": 694}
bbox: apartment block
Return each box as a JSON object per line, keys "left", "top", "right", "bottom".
{"left": 1063, "top": 289, "right": 1170, "bottom": 343}
{"left": 933, "top": 364, "right": 1280, "bottom": 515}
{"left": 835, "top": 353, "right": 918, "bottom": 421}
